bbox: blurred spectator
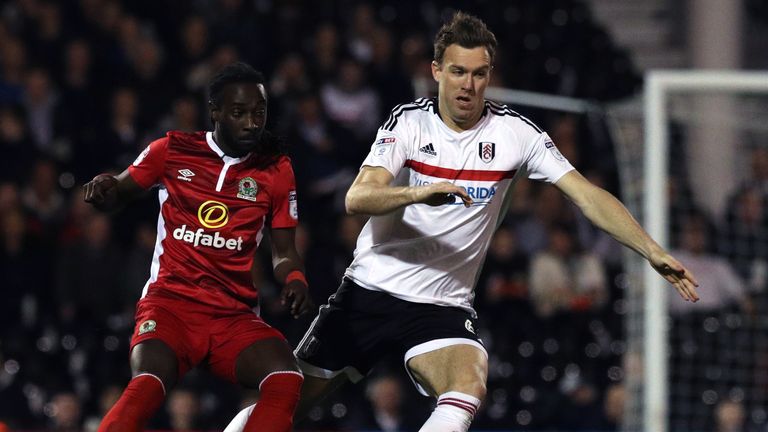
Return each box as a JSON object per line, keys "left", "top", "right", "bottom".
{"left": 22, "top": 67, "right": 58, "bottom": 152}
{"left": 83, "top": 384, "right": 122, "bottom": 432}
{"left": 0, "top": 205, "right": 45, "bottom": 332}
{"left": 55, "top": 212, "right": 124, "bottom": 324}
{"left": 722, "top": 185, "right": 768, "bottom": 292}
{"left": 165, "top": 388, "right": 207, "bottom": 431}
{"left": 529, "top": 224, "right": 608, "bottom": 318}
{"left": 0, "top": 105, "right": 37, "bottom": 182}
{"left": 476, "top": 226, "right": 530, "bottom": 324}
{"left": 346, "top": 374, "right": 422, "bottom": 431}
{"left": 669, "top": 213, "right": 750, "bottom": 316}
{"left": 602, "top": 382, "right": 626, "bottom": 431}
{"left": 21, "top": 158, "right": 65, "bottom": 231}
{"left": 320, "top": 57, "right": 381, "bottom": 144}
{"left": 47, "top": 391, "right": 83, "bottom": 432}
{"left": 308, "top": 23, "right": 341, "bottom": 84}
{"left": 515, "top": 184, "right": 573, "bottom": 255}
{"left": 713, "top": 399, "right": 747, "bottom": 432}
{"left": 0, "top": 37, "right": 28, "bottom": 104}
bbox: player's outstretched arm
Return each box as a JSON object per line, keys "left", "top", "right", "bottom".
{"left": 345, "top": 166, "right": 473, "bottom": 216}
{"left": 555, "top": 170, "right": 700, "bottom": 302}
{"left": 270, "top": 227, "right": 314, "bottom": 318}
{"left": 83, "top": 169, "right": 145, "bottom": 212}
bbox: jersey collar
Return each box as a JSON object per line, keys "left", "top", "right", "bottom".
{"left": 206, "top": 131, "right": 251, "bottom": 164}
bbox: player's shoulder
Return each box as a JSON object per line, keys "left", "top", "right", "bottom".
{"left": 379, "top": 97, "right": 438, "bottom": 131}
{"left": 483, "top": 100, "right": 543, "bottom": 135}
{"left": 165, "top": 130, "right": 207, "bottom": 146}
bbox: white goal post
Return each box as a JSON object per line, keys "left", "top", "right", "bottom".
{"left": 643, "top": 70, "right": 768, "bottom": 432}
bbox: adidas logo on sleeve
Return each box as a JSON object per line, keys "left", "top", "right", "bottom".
{"left": 419, "top": 143, "right": 437, "bottom": 156}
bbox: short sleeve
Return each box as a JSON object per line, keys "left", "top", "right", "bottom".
{"left": 360, "top": 126, "right": 409, "bottom": 177}
{"left": 270, "top": 158, "right": 299, "bottom": 229}
{"left": 524, "top": 132, "right": 575, "bottom": 183}
{"left": 127, "top": 137, "right": 169, "bottom": 189}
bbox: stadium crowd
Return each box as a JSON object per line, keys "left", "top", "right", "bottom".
{"left": 7, "top": 0, "right": 762, "bottom": 431}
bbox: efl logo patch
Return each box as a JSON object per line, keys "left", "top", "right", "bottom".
{"left": 545, "top": 140, "right": 566, "bottom": 162}
{"left": 374, "top": 137, "right": 395, "bottom": 156}
{"left": 479, "top": 142, "right": 495, "bottom": 163}
{"left": 138, "top": 320, "right": 156, "bottom": 335}
{"left": 288, "top": 190, "right": 298, "bottom": 220}
{"left": 237, "top": 177, "right": 258, "bottom": 201}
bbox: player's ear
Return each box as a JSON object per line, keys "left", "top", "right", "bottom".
{"left": 209, "top": 100, "right": 221, "bottom": 122}
{"left": 431, "top": 60, "right": 441, "bottom": 82}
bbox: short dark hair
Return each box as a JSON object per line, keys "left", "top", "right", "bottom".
{"left": 433, "top": 11, "right": 497, "bottom": 65}
{"left": 208, "top": 62, "right": 265, "bottom": 106}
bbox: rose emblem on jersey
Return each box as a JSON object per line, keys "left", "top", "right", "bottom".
{"left": 237, "top": 177, "right": 258, "bottom": 202}
{"left": 138, "top": 320, "right": 156, "bottom": 335}
{"left": 197, "top": 200, "right": 229, "bottom": 229}
{"left": 479, "top": 142, "right": 495, "bottom": 163}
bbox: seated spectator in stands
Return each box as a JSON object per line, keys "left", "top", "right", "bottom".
{"left": 669, "top": 212, "right": 750, "bottom": 316}
{"left": 165, "top": 388, "right": 207, "bottom": 431}
{"left": 346, "top": 374, "right": 423, "bottom": 432}
{"left": 476, "top": 225, "right": 530, "bottom": 312}
{"left": 713, "top": 399, "right": 746, "bottom": 432}
{"left": 320, "top": 57, "right": 381, "bottom": 146}
{"left": 721, "top": 186, "right": 768, "bottom": 292}
{"left": 529, "top": 224, "right": 608, "bottom": 318}
{"left": 602, "top": 382, "right": 626, "bottom": 431}
{"left": 48, "top": 391, "right": 83, "bottom": 432}
{"left": 84, "top": 385, "right": 122, "bottom": 432}
{"left": 0, "top": 106, "right": 38, "bottom": 183}
{"left": 55, "top": 212, "right": 124, "bottom": 324}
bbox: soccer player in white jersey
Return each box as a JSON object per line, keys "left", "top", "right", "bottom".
{"left": 226, "top": 11, "right": 700, "bottom": 432}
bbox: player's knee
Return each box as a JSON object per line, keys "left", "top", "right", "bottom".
{"left": 259, "top": 371, "right": 304, "bottom": 410}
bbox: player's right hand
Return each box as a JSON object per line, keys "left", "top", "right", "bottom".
{"left": 83, "top": 174, "right": 119, "bottom": 210}
{"left": 416, "top": 181, "right": 473, "bottom": 207}
{"left": 281, "top": 280, "right": 315, "bottom": 319}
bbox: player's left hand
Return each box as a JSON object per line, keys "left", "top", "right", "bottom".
{"left": 280, "top": 280, "right": 314, "bottom": 318}
{"left": 649, "top": 250, "right": 700, "bottom": 302}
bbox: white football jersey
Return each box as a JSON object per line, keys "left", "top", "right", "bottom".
{"left": 345, "top": 98, "right": 575, "bottom": 315}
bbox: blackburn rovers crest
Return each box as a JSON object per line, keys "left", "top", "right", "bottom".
{"left": 237, "top": 177, "right": 258, "bottom": 201}
{"left": 479, "top": 142, "right": 495, "bottom": 163}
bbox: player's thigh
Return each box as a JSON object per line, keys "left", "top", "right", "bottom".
{"left": 130, "top": 339, "right": 179, "bottom": 389}
{"left": 295, "top": 373, "right": 350, "bottom": 422}
{"left": 406, "top": 344, "right": 488, "bottom": 399}
{"left": 234, "top": 337, "right": 300, "bottom": 388}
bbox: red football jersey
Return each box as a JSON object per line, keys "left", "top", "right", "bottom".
{"left": 127, "top": 131, "right": 299, "bottom": 311}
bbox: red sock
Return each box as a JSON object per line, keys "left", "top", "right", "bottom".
{"left": 243, "top": 371, "right": 304, "bottom": 432}
{"left": 98, "top": 373, "right": 166, "bottom": 432}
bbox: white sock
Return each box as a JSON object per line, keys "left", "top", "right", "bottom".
{"left": 418, "top": 391, "right": 480, "bottom": 432}
{"left": 223, "top": 404, "right": 255, "bottom": 432}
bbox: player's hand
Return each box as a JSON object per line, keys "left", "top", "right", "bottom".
{"left": 649, "top": 250, "right": 700, "bottom": 302}
{"left": 280, "top": 280, "right": 314, "bottom": 318}
{"left": 83, "top": 174, "right": 119, "bottom": 210}
{"left": 415, "top": 181, "right": 473, "bottom": 208}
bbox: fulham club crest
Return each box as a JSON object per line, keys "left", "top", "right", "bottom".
{"left": 479, "top": 142, "right": 495, "bottom": 163}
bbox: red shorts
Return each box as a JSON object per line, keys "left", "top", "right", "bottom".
{"left": 130, "top": 294, "right": 285, "bottom": 383}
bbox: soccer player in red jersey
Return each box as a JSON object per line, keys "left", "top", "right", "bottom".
{"left": 84, "top": 62, "right": 313, "bottom": 432}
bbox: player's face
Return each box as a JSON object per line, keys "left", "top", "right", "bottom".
{"left": 212, "top": 83, "right": 268, "bottom": 156}
{"left": 432, "top": 44, "right": 492, "bottom": 131}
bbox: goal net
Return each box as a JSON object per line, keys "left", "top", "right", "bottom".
{"left": 620, "top": 71, "right": 768, "bottom": 432}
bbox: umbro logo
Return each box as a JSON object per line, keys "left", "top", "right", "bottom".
{"left": 419, "top": 143, "right": 437, "bottom": 157}
{"left": 177, "top": 169, "right": 195, "bottom": 182}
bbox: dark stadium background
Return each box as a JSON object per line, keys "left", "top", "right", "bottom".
{"left": 1, "top": 0, "right": 766, "bottom": 431}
